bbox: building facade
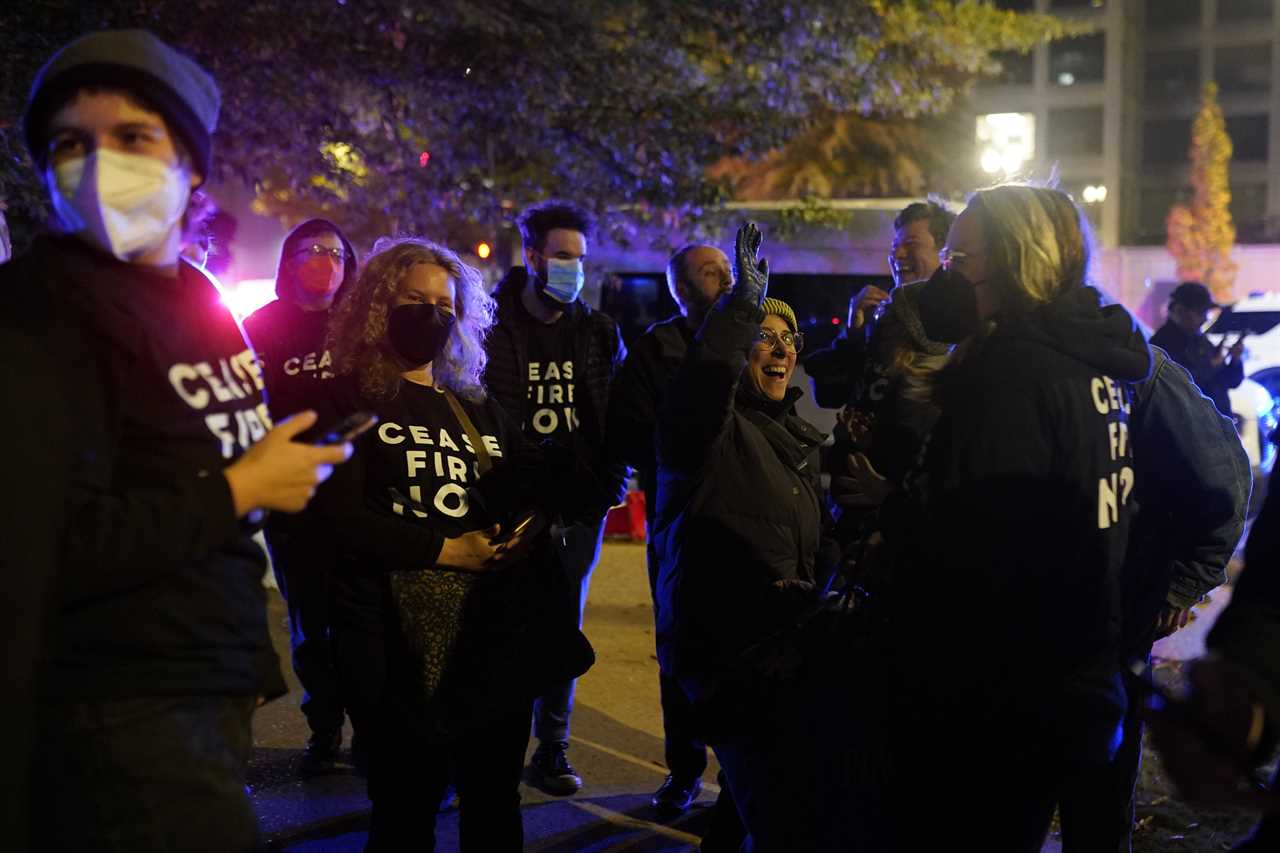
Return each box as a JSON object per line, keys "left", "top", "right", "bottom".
{"left": 975, "top": 0, "right": 1279, "bottom": 248}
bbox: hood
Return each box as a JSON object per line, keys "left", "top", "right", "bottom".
{"left": 274, "top": 217, "right": 358, "bottom": 304}
{"left": 1002, "top": 286, "right": 1151, "bottom": 383}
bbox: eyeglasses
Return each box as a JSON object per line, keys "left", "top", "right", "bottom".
{"left": 754, "top": 328, "right": 804, "bottom": 353}
{"left": 294, "top": 244, "right": 345, "bottom": 262}
{"left": 937, "top": 247, "right": 976, "bottom": 271}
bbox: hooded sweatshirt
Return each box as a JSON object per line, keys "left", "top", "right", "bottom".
{"left": 0, "top": 235, "right": 285, "bottom": 701}
{"left": 894, "top": 286, "right": 1151, "bottom": 747}
{"left": 243, "top": 218, "right": 357, "bottom": 422}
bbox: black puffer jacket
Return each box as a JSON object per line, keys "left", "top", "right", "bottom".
{"left": 484, "top": 266, "right": 627, "bottom": 510}
{"left": 653, "top": 301, "right": 836, "bottom": 706}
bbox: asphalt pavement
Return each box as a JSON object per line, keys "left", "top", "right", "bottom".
{"left": 248, "top": 538, "right": 1232, "bottom": 852}
{"left": 249, "top": 539, "right": 723, "bottom": 851}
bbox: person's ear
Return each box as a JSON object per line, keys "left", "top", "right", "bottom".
{"left": 523, "top": 245, "right": 539, "bottom": 271}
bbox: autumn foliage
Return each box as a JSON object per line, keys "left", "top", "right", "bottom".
{"left": 1166, "top": 82, "right": 1238, "bottom": 304}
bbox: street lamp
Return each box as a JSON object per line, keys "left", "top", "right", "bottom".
{"left": 976, "top": 112, "right": 1036, "bottom": 178}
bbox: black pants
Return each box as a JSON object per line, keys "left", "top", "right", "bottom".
{"left": 895, "top": 713, "right": 1116, "bottom": 853}
{"left": 32, "top": 695, "right": 260, "bottom": 853}
{"left": 267, "top": 521, "right": 345, "bottom": 734}
{"left": 709, "top": 676, "right": 887, "bottom": 853}
{"left": 645, "top": 534, "right": 709, "bottom": 780}
{"left": 1057, "top": 668, "right": 1146, "bottom": 852}
{"left": 365, "top": 697, "right": 532, "bottom": 852}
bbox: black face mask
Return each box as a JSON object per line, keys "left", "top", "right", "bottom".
{"left": 387, "top": 303, "right": 455, "bottom": 366}
{"left": 916, "top": 264, "right": 980, "bottom": 344}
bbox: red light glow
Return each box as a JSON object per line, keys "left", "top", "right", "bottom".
{"left": 419, "top": 151, "right": 430, "bottom": 167}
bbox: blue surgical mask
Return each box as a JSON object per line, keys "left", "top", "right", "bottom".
{"left": 543, "top": 257, "right": 585, "bottom": 304}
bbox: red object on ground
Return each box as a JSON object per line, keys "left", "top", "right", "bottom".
{"left": 604, "top": 489, "right": 647, "bottom": 540}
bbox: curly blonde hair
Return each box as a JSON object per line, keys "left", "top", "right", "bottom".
{"left": 326, "top": 236, "right": 496, "bottom": 402}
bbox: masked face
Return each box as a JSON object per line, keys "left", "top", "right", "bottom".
{"left": 387, "top": 262, "right": 458, "bottom": 367}
{"left": 527, "top": 227, "right": 587, "bottom": 307}
{"left": 387, "top": 302, "right": 455, "bottom": 366}
{"left": 43, "top": 90, "right": 197, "bottom": 264}
{"left": 48, "top": 148, "right": 191, "bottom": 261}
{"left": 288, "top": 232, "right": 346, "bottom": 307}
{"left": 915, "top": 264, "right": 980, "bottom": 344}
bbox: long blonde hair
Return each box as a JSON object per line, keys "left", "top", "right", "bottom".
{"left": 327, "top": 237, "right": 496, "bottom": 402}
{"left": 967, "top": 184, "right": 1093, "bottom": 313}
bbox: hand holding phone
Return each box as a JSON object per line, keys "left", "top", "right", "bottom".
{"left": 303, "top": 411, "right": 377, "bottom": 445}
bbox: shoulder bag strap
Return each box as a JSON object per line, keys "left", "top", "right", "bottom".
{"left": 442, "top": 387, "right": 493, "bottom": 476}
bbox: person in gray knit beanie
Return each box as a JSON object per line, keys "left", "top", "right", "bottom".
{"left": 24, "top": 29, "right": 220, "bottom": 182}
{"left": 4, "top": 29, "right": 353, "bottom": 853}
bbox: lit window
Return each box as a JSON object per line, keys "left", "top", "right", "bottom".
{"left": 976, "top": 113, "right": 1036, "bottom": 176}
{"left": 1051, "top": 34, "right": 1105, "bottom": 86}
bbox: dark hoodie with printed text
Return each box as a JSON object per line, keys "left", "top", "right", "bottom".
{"left": 243, "top": 218, "right": 357, "bottom": 422}
{"left": 894, "top": 286, "right": 1152, "bottom": 754}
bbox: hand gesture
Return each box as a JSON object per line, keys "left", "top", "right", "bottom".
{"left": 1228, "top": 336, "right": 1246, "bottom": 361}
{"left": 832, "top": 452, "right": 893, "bottom": 509}
{"left": 224, "top": 410, "right": 352, "bottom": 516}
{"left": 732, "top": 221, "right": 769, "bottom": 310}
{"left": 849, "top": 285, "right": 892, "bottom": 330}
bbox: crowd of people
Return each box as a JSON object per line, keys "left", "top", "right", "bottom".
{"left": 4, "top": 27, "right": 1279, "bottom": 853}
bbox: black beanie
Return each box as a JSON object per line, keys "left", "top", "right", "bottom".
{"left": 24, "top": 30, "right": 220, "bottom": 184}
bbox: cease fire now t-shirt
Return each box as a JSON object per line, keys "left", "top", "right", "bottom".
{"left": 520, "top": 309, "right": 578, "bottom": 445}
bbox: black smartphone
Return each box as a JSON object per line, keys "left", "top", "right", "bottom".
{"left": 491, "top": 513, "right": 539, "bottom": 545}
{"left": 305, "top": 411, "right": 377, "bottom": 445}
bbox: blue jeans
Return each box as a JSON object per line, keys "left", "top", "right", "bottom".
{"left": 532, "top": 520, "right": 605, "bottom": 745}
{"left": 32, "top": 695, "right": 261, "bottom": 853}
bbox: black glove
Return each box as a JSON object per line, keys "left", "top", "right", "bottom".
{"left": 732, "top": 221, "right": 769, "bottom": 310}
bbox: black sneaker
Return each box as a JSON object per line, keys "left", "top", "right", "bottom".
{"left": 651, "top": 773, "right": 703, "bottom": 816}
{"left": 524, "top": 742, "right": 583, "bottom": 796}
{"left": 298, "top": 729, "right": 342, "bottom": 777}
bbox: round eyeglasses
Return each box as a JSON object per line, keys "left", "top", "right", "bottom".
{"left": 294, "top": 244, "right": 345, "bottom": 262}
{"left": 754, "top": 328, "right": 804, "bottom": 353}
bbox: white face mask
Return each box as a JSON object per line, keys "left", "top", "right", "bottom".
{"left": 48, "top": 149, "right": 191, "bottom": 261}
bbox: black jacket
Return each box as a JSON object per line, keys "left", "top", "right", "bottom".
{"left": 484, "top": 266, "right": 627, "bottom": 513}
{"left": 1149, "top": 320, "right": 1244, "bottom": 418}
{"left": 1122, "top": 344, "right": 1252, "bottom": 659}
{"left": 0, "top": 235, "right": 286, "bottom": 703}
{"left": 605, "top": 314, "right": 695, "bottom": 510}
{"left": 653, "top": 301, "right": 836, "bottom": 704}
{"left": 895, "top": 287, "right": 1151, "bottom": 744}
{"left": 1209, "top": 464, "right": 1280, "bottom": 715}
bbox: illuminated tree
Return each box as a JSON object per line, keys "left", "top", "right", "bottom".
{"left": 2, "top": 0, "right": 1070, "bottom": 250}
{"left": 1166, "top": 82, "right": 1238, "bottom": 303}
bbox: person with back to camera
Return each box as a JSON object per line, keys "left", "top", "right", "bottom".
{"left": 891, "top": 184, "right": 1153, "bottom": 851}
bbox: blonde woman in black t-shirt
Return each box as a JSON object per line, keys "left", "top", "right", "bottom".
{"left": 316, "top": 237, "right": 591, "bottom": 852}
